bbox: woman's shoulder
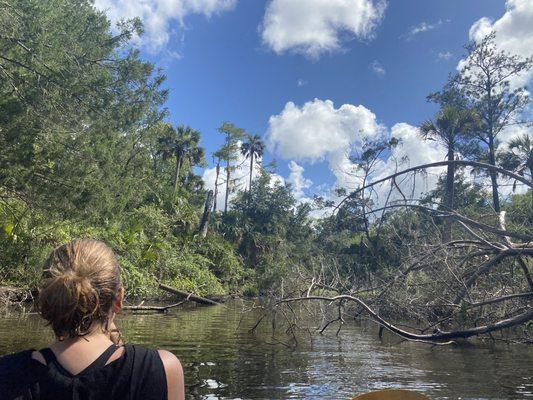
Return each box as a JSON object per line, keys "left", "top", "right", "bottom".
{"left": 156, "top": 350, "right": 183, "bottom": 400}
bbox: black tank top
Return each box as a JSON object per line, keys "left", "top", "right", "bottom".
{"left": 0, "top": 344, "right": 168, "bottom": 400}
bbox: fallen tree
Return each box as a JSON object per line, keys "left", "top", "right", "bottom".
{"left": 253, "top": 159, "right": 533, "bottom": 345}
{"left": 123, "top": 283, "right": 223, "bottom": 312}
{"left": 158, "top": 283, "right": 222, "bottom": 306}
{"left": 274, "top": 294, "right": 533, "bottom": 344}
{"left": 122, "top": 300, "right": 188, "bottom": 313}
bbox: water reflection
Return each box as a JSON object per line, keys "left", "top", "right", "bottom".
{"left": 0, "top": 302, "right": 532, "bottom": 399}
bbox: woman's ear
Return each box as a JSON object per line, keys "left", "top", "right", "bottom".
{"left": 114, "top": 287, "right": 125, "bottom": 314}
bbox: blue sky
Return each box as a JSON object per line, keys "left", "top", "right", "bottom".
{"left": 95, "top": 0, "right": 531, "bottom": 204}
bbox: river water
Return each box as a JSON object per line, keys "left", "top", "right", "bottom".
{"left": 0, "top": 301, "right": 532, "bottom": 399}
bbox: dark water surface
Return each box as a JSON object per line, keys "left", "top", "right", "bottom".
{"left": 1, "top": 301, "right": 532, "bottom": 399}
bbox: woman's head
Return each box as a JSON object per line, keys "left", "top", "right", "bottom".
{"left": 38, "top": 239, "right": 123, "bottom": 339}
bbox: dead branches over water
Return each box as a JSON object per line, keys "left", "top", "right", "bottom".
{"left": 257, "top": 160, "right": 533, "bottom": 345}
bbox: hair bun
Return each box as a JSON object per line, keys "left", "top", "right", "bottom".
{"left": 38, "top": 240, "right": 121, "bottom": 338}
{"left": 39, "top": 271, "right": 100, "bottom": 337}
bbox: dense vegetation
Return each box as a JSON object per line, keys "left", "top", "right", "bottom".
{"left": 0, "top": 0, "right": 306, "bottom": 298}
{"left": 1, "top": 0, "right": 532, "bottom": 342}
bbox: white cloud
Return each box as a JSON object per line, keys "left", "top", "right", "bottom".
{"left": 267, "top": 98, "right": 384, "bottom": 163}
{"left": 266, "top": 99, "right": 448, "bottom": 212}
{"left": 409, "top": 22, "right": 436, "bottom": 35}
{"left": 403, "top": 19, "right": 447, "bottom": 41}
{"left": 297, "top": 79, "right": 308, "bottom": 87}
{"left": 463, "top": 0, "right": 533, "bottom": 89}
{"left": 267, "top": 99, "right": 386, "bottom": 195}
{"left": 287, "top": 161, "right": 313, "bottom": 199}
{"left": 437, "top": 51, "right": 453, "bottom": 61}
{"left": 369, "top": 60, "right": 386, "bottom": 76}
{"left": 94, "top": 0, "right": 236, "bottom": 51}
{"left": 260, "top": 0, "right": 386, "bottom": 58}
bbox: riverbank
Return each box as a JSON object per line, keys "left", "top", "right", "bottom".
{"left": 0, "top": 283, "right": 246, "bottom": 312}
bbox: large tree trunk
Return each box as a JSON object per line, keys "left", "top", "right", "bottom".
{"left": 158, "top": 283, "right": 221, "bottom": 306}
{"left": 443, "top": 146, "right": 455, "bottom": 242}
{"left": 488, "top": 136, "right": 500, "bottom": 212}
{"left": 199, "top": 190, "right": 214, "bottom": 238}
{"left": 224, "top": 161, "right": 231, "bottom": 213}
{"left": 213, "top": 161, "right": 220, "bottom": 212}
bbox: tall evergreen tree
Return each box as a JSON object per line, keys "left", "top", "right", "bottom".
{"left": 455, "top": 32, "right": 532, "bottom": 212}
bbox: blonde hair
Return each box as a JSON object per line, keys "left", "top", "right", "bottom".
{"left": 38, "top": 239, "right": 122, "bottom": 338}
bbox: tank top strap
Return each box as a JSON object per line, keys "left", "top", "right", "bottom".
{"left": 38, "top": 347, "right": 57, "bottom": 365}
{"left": 38, "top": 344, "right": 119, "bottom": 372}
{"left": 90, "top": 344, "right": 119, "bottom": 369}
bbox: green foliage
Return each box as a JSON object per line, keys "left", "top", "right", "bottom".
{"left": 217, "top": 171, "right": 314, "bottom": 294}
{"left": 0, "top": 0, "right": 241, "bottom": 298}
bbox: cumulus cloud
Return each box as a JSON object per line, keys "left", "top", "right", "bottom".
{"left": 266, "top": 99, "right": 448, "bottom": 212}
{"left": 260, "top": 0, "right": 386, "bottom": 58}
{"left": 287, "top": 161, "right": 313, "bottom": 199}
{"left": 462, "top": 0, "right": 533, "bottom": 89}
{"left": 94, "top": 0, "right": 236, "bottom": 51}
{"left": 266, "top": 97, "right": 531, "bottom": 215}
{"left": 267, "top": 98, "right": 384, "bottom": 163}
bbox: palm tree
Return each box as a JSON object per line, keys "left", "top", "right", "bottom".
{"left": 498, "top": 134, "right": 533, "bottom": 183}
{"left": 420, "top": 105, "right": 479, "bottom": 241}
{"left": 157, "top": 125, "right": 204, "bottom": 193}
{"left": 241, "top": 134, "right": 265, "bottom": 192}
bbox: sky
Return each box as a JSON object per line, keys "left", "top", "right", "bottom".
{"left": 94, "top": 0, "right": 533, "bottom": 208}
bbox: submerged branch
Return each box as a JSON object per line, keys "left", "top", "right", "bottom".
{"left": 276, "top": 294, "right": 533, "bottom": 344}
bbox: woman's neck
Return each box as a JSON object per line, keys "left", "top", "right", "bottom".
{"left": 56, "top": 326, "right": 112, "bottom": 347}
{"left": 46, "top": 327, "right": 120, "bottom": 376}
